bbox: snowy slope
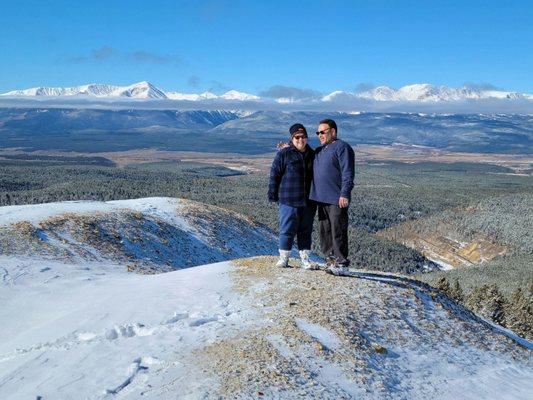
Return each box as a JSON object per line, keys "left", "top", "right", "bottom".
{"left": 0, "top": 258, "right": 254, "bottom": 399}
{"left": 1, "top": 83, "right": 119, "bottom": 97}
{"left": 0, "top": 200, "right": 531, "bottom": 399}
{"left": 109, "top": 81, "right": 167, "bottom": 99}
{"left": 0, "top": 255, "right": 531, "bottom": 399}
{"left": 0, "top": 197, "right": 278, "bottom": 272}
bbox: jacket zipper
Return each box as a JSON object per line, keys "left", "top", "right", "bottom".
{"left": 300, "top": 150, "right": 306, "bottom": 205}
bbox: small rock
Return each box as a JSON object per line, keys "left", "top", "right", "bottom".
{"left": 371, "top": 342, "right": 388, "bottom": 354}
{"left": 315, "top": 342, "right": 328, "bottom": 352}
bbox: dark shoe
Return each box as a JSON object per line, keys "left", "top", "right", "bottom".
{"left": 325, "top": 256, "right": 337, "bottom": 267}
{"left": 326, "top": 263, "right": 351, "bottom": 276}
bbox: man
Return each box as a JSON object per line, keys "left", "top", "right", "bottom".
{"left": 309, "top": 118, "right": 355, "bottom": 275}
{"left": 268, "top": 123, "right": 317, "bottom": 269}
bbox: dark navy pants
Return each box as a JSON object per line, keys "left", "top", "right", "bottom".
{"left": 278, "top": 203, "right": 316, "bottom": 251}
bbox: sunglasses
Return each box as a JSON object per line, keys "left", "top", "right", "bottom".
{"left": 293, "top": 135, "right": 308, "bottom": 140}
{"left": 316, "top": 127, "right": 331, "bottom": 136}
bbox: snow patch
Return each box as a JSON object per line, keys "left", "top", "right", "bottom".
{"left": 295, "top": 318, "right": 341, "bottom": 351}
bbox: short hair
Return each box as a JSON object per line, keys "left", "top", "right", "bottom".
{"left": 319, "top": 118, "right": 337, "bottom": 134}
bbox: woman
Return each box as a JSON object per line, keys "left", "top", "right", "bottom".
{"left": 268, "top": 123, "right": 316, "bottom": 269}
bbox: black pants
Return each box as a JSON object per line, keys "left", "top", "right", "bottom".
{"left": 317, "top": 203, "right": 349, "bottom": 266}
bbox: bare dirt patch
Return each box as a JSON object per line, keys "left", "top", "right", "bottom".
{"left": 378, "top": 220, "right": 509, "bottom": 269}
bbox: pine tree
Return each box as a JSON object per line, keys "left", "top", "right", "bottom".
{"left": 504, "top": 288, "right": 532, "bottom": 340}
{"left": 466, "top": 284, "right": 506, "bottom": 325}
{"left": 448, "top": 279, "right": 464, "bottom": 303}
{"left": 436, "top": 276, "right": 451, "bottom": 295}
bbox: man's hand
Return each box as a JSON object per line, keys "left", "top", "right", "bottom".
{"left": 338, "top": 197, "right": 349, "bottom": 208}
{"left": 276, "top": 141, "right": 290, "bottom": 150}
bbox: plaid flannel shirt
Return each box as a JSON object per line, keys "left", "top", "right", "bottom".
{"left": 268, "top": 144, "right": 314, "bottom": 207}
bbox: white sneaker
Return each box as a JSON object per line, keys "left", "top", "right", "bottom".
{"left": 299, "top": 250, "right": 318, "bottom": 270}
{"left": 274, "top": 250, "right": 291, "bottom": 268}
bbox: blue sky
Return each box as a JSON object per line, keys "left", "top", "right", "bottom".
{"left": 0, "top": 0, "right": 532, "bottom": 94}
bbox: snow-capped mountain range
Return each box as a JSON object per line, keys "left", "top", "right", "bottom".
{"left": 1, "top": 81, "right": 260, "bottom": 102}
{"left": 324, "top": 83, "right": 533, "bottom": 102}
{"left": 2, "top": 81, "right": 531, "bottom": 103}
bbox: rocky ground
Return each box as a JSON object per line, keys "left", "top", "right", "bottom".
{"left": 195, "top": 256, "right": 532, "bottom": 399}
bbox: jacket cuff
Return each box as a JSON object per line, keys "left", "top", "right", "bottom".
{"left": 340, "top": 192, "right": 351, "bottom": 200}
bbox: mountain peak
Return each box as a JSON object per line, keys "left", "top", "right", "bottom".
{"left": 220, "top": 90, "right": 260, "bottom": 101}
{"left": 321, "top": 90, "right": 354, "bottom": 102}
{"left": 113, "top": 81, "right": 167, "bottom": 99}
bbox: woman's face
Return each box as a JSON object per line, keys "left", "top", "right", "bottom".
{"left": 292, "top": 133, "right": 308, "bottom": 152}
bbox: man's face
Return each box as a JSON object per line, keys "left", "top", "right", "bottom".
{"left": 317, "top": 123, "right": 335, "bottom": 145}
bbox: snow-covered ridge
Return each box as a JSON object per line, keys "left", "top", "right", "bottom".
{"left": 323, "top": 83, "right": 533, "bottom": 103}
{"left": 1, "top": 81, "right": 260, "bottom": 102}
{"left": 1, "top": 82, "right": 155, "bottom": 99}
{"left": 2, "top": 81, "right": 531, "bottom": 103}
{"left": 0, "top": 197, "right": 277, "bottom": 272}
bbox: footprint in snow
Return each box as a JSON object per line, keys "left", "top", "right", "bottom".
{"left": 105, "top": 323, "right": 154, "bottom": 340}
{"left": 165, "top": 311, "right": 189, "bottom": 324}
{"left": 105, "top": 357, "right": 154, "bottom": 395}
{"left": 188, "top": 315, "right": 219, "bottom": 327}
